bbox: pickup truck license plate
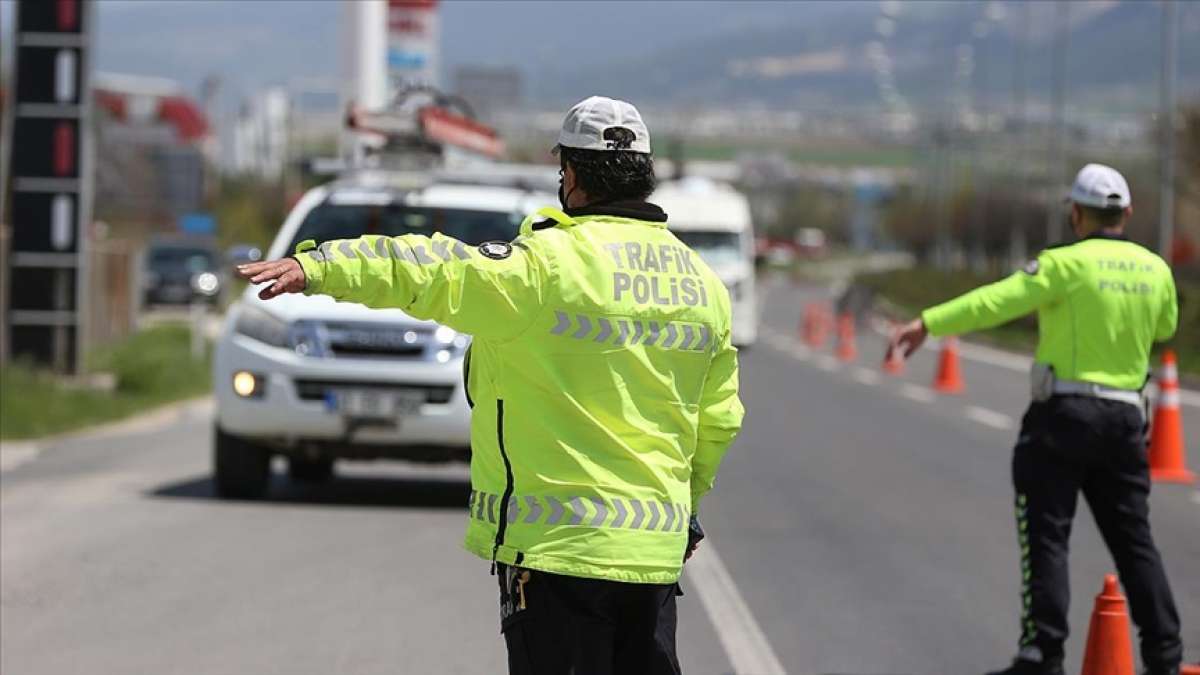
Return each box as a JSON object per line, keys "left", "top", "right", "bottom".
{"left": 329, "top": 389, "right": 424, "bottom": 419}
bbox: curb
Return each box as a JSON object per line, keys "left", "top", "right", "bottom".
{"left": 0, "top": 396, "right": 213, "bottom": 474}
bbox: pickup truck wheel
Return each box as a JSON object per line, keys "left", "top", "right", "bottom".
{"left": 288, "top": 457, "right": 334, "bottom": 483}
{"left": 213, "top": 426, "right": 271, "bottom": 499}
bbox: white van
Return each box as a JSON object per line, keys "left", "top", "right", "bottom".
{"left": 652, "top": 177, "right": 758, "bottom": 347}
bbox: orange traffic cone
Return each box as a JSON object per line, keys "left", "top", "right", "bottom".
{"left": 883, "top": 339, "right": 906, "bottom": 375}
{"left": 932, "top": 337, "right": 965, "bottom": 394}
{"left": 1149, "top": 350, "right": 1195, "bottom": 484}
{"left": 1179, "top": 664, "right": 1200, "bottom": 675}
{"left": 1080, "top": 574, "right": 1135, "bottom": 675}
{"left": 800, "top": 303, "right": 830, "bottom": 348}
{"left": 835, "top": 313, "right": 857, "bottom": 362}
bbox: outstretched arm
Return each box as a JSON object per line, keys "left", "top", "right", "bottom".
{"left": 237, "top": 233, "right": 550, "bottom": 340}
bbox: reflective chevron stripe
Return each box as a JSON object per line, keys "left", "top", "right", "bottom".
{"left": 547, "top": 311, "right": 713, "bottom": 352}
{"left": 469, "top": 492, "right": 688, "bottom": 532}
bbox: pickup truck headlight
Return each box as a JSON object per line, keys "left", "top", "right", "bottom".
{"left": 233, "top": 306, "right": 290, "bottom": 348}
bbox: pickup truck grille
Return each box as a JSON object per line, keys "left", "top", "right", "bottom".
{"left": 323, "top": 323, "right": 431, "bottom": 359}
{"left": 294, "top": 379, "right": 455, "bottom": 405}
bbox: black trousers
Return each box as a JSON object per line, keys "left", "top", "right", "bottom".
{"left": 1012, "top": 396, "right": 1182, "bottom": 671}
{"left": 496, "top": 564, "right": 682, "bottom": 675}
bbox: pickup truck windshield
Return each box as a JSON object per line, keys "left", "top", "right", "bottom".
{"left": 287, "top": 203, "right": 522, "bottom": 253}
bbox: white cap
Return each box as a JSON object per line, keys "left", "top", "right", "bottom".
{"left": 1068, "top": 163, "right": 1131, "bottom": 209}
{"left": 554, "top": 96, "right": 651, "bottom": 154}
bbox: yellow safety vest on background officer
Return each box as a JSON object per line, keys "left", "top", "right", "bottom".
{"left": 922, "top": 228, "right": 1177, "bottom": 393}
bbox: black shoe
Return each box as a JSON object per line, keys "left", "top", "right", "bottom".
{"left": 985, "top": 658, "right": 1066, "bottom": 675}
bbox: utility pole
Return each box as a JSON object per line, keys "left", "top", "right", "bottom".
{"left": 1158, "top": 0, "right": 1178, "bottom": 262}
{"left": 1045, "top": 1, "right": 1069, "bottom": 244}
{"left": 1010, "top": 0, "right": 1031, "bottom": 267}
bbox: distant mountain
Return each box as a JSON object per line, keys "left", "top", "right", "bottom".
{"left": 4, "top": 0, "right": 1192, "bottom": 115}
{"left": 525, "top": 0, "right": 1200, "bottom": 114}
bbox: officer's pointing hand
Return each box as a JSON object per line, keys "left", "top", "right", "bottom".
{"left": 887, "top": 318, "right": 928, "bottom": 361}
{"left": 236, "top": 258, "right": 307, "bottom": 300}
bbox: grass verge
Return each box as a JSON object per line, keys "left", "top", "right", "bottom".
{"left": 1, "top": 324, "right": 212, "bottom": 441}
{"left": 856, "top": 267, "right": 1200, "bottom": 380}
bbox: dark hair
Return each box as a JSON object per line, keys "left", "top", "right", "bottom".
{"left": 560, "top": 147, "right": 656, "bottom": 202}
{"left": 1078, "top": 204, "right": 1127, "bottom": 229}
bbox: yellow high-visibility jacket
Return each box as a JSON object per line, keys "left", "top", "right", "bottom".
{"left": 294, "top": 204, "right": 744, "bottom": 583}
{"left": 923, "top": 233, "right": 1178, "bottom": 390}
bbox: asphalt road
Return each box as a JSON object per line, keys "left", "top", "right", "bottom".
{"left": 2, "top": 275, "right": 1197, "bottom": 675}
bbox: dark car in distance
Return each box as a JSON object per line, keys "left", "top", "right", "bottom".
{"left": 142, "top": 239, "right": 222, "bottom": 307}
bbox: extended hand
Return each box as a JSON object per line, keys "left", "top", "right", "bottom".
{"left": 237, "top": 258, "right": 307, "bottom": 300}
{"left": 886, "top": 318, "right": 928, "bottom": 362}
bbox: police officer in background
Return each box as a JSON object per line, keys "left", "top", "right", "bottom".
{"left": 888, "top": 164, "right": 1182, "bottom": 675}
{"left": 238, "top": 96, "right": 744, "bottom": 674}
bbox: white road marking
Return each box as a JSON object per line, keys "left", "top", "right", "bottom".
{"left": 1191, "top": 491, "right": 1200, "bottom": 506}
{"left": 853, "top": 367, "right": 881, "bottom": 386}
{"left": 759, "top": 328, "right": 795, "bottom": 354}
{"left": 0, "top": 442, "right": 40, "bottom": 473}
{"left": 685, "top": 542, "right": 787, "bottom": 675}
{"left": 814, "top": 354, "right": 840, "bottom": 372}
{"left": 900, "top": 383, "right": 935, "bottom": 403}
{"left": 789, "top": 344, "right": 812, "bottom": 361}
{"left": 965, "top": 405, "right": 1016, "bottom": 430}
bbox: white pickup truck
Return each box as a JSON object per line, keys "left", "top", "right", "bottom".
{"left": 212, "top": 170, "right": 554, "bottom": 498}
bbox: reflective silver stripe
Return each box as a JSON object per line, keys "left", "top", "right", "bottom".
{"left": 486, "top": 494, "right": 498, "bottom": 523}
{"left": 589, "top": 497, "right": 609, "bottom": 527}
{"left": 613, "top": 320, "right": 630, "bottom": 346}
{"left": 411, "top": 245, "right": 434, "bottom": 264}
{"left": 572, "top": 314, "right": 593, "bottom": 340}
{"left": 610, "top": 498, "right": 629, "bottom": 528}
{"left": 566, "top": 496, "right": 587, "bottom": 525}
{"left": 431, "top": 240, "right": 452, "bottom": 261}
{"left": 630, "top": 321, "right": 645, "bottom": 344}
{"left": 645, "top": 322, "right": 661, "bottom": 346}
{"left": 680, "top": 325, "right": 695, "bottom": 350}
{"left": 523, "top": 496, "right": 543, "bottom": 523}
{"left": 645, "top": 501, "right": 661, "bottom": 530}
{"left": 507, "top": 496, "right": 519, "bottom": 524}
{"left": 694, "top": 325, "right": 711, "bottom": 351}
{"left": 545, "top": 496, "right": 565, "bottom": 525}
{"left": 662, "top": 323, "right": 678, "bottom": 349}
{"left": 357, "top": 240, "right": 377, "bottom": 259}
{"left": 467, "top": 490, "right": 476, "bottom": 514}
{"left": 594, "top": 318, "right": 613, "bottom": 343}
{"left": 338, "top": 241, "right": 356, "bottom": 259}
{"left": 487, "top": 494, "right": 686, "bottom": 531}
{"left": 431, "top": 239, "right": 468, "bottom": 262}
{"left": 374, "top": 237, "right": 392, "bottom": 259}
{"left": 551, "top": 311, "right": 571, "bottom": 335}
{"left": 629, "top": 499, "right": 646, "bottom": 529}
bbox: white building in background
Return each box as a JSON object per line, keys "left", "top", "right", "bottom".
{"left": 230, "top": 88, "right": 289, "bottom": 179}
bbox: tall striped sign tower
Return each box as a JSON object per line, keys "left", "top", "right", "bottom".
{"left": 4, "top": 0, "right": 93, "bottom": 371}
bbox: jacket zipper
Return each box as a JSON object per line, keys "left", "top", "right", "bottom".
{"left": 462, "top": 344, "right": 474, "bottom": 409}
{"left": 491, "top": 399, "right": 519, "bottom": 571}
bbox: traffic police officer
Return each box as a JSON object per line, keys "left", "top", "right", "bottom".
{"left": 888, "top": 164, "right": 1182, "bottom": 675}
{"left": 238, "top": 96, "right": 744, "bottom": 674}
